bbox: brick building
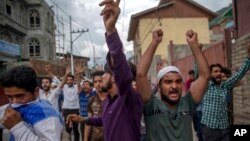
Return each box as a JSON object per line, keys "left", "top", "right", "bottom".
{"left": 231, "top": 0, "right": 250, "bottom": 124}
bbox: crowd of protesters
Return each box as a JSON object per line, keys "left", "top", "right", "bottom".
{"left": 0, "top": 0, "right": 250, "bottom": 141}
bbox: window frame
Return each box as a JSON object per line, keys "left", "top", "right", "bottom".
{"left": 29, "top": 39, "right": 40, "bottom": 57}
{"left": 29, "top": 9, "right": 40, "bottom": 28}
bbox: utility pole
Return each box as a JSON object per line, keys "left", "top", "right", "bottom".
{"left": 62, "top": 16, "right": 65, "bottom": 58}
{"left": 70, "top": 16, "right": 73, "bottom": 74}
{"left": 93, "top": 46, "right": 101, "bottom": 70}
{"left": 93, "top": 45, "right": 96, "bottom": 69}
{"left": 69, "top": 16, "right": 89, "bottom": 75}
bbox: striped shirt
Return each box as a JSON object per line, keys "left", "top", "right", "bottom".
{"left": 79, "top": 91, "right": 95, "bottom": 116}
{"left": 201, "top": 58, "right": 250, "bottom": 129}
{"left": 10, "top": 99, "right": 63, "bottom": 141}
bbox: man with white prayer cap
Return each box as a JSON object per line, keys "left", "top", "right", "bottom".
{"left": 136, "top": 29, "right": 211, "bottom": 141}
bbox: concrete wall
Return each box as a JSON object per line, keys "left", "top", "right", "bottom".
{"left": 232, "top": 33, "right": 250, "bottom": 124}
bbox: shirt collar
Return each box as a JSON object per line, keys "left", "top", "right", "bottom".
{"left": 67, "top": 84, "right": 74, "bottom": 88}
{"left": 209, "top": 80, "right": 222, "bottom": 86}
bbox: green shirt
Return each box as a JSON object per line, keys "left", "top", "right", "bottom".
{"left": 144, "top": 94, "right": 197, "bottom": 141}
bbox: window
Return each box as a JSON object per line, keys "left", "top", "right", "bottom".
{"left": 29, "top": 39, "right": 40, "bottom": 56}
{"left": 6, "top": 4, "right": 11, "bottom": 15}
{"left": 29, "top": 9, "right": 40, "bottom": 28}
{"left": 6, "top": 0, "right": 12, "bottom": 15}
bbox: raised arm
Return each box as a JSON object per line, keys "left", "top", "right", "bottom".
{"left": 186, "top": 30, "right": 210, "bottom": 103}
{"left": 99, "top": 0, "right": 120, "bottom": 36}
{"left": 224, "top": 45, "right": 250, "bottom": 89}
{"left": 99, "top": 0, "right": 134, "bottom": 94}
{"left": 75, "top": 64, "right": 85, "bottom": 94}
{"left": 59, "top": 66, "right": 71, "bottom": 89}
{"left": 44, "top": 64, "right": 53, "bottom": 77}
{"left": 44, "top": 65, "right": 61, "bottom": 85}
{"left": 192, "top": 44, "right": 203, "bottom": 80}
{"left": 136, "top": 29, "right": 163, "bottom": 103}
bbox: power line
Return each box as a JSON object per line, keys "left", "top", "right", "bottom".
{"left": 140, "top": 6, "right": 163, "bottom": 45}
{"left": 47, "top": 0, "right": 88, "bottom": 30}
{"left": 88, "top": 31, "right": 94, "bottom": 46}
{"left": 69, "top": 16, "right": 89, "bottom": 75}
{"left": 80, "top": 35, "right": 92, "bottom": 58}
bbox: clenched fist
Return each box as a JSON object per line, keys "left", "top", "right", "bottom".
{"left": 1, "top": 107, "right": 22, "bottom": 129}
{"left": 152, "top": 29, "right": 163, "bottom": 45}
{"left": 186, "top": 30, "right": 198, "bottom": 47}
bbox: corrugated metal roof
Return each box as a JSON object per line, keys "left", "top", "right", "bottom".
{"left": 209, "top": 5, "right": 233, "bottom": 28}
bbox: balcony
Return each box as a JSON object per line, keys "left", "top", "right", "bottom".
{"left": 1, "top": 13, "right": 27, "bottom": 35}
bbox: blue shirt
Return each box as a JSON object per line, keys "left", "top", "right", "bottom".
{"left": 10, "top": 99, "right": 63, "bottom": 141}
{"left": 79, "top": 91, "right": 95, "bottom": 116}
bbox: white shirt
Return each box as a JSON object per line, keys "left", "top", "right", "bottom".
{"left": 7, "top": 98, "right": 63, "bottom": 141}
{"left": 62, "top": 84, "right": 80, "bottom": 109}
{"left": 10, "top": 116, "right": 63, "bottom": 141}
{"left": 39, "top": 87, "right": 61, "bottom": 111}
{"left": 39, "top": 76, "right": 61, "bottom": 111}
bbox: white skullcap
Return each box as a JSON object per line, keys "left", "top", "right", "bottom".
{"left": 157, "top": 66, "right": 181, "bottom": 82}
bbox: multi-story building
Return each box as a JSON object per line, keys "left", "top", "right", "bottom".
{"left": 0, "top": 0, "right": 56, "bottom": 74}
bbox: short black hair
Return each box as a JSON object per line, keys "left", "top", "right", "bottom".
{"left": 222, "top": 67, "right": 232, "bottom": 76}
{"left": 210, "top": 64, "right": 223, "bottom": 72}
{"left": 104, "top": 61, "right": 137, "bottom": 81}
{"left": 83, "top": 80, "right": 91, "bottom": 85}
{"left": 92, "top": 70, "right": 105, "bottom": 80}
{"left": 188, "top": 70, "right": 194, "bottom": 75}
{"left": 0, "top": 66, "right": 37, "bottom": 94}
{"left": 67, "top": 74, "right": 74, "bottom": 80}
{"left": 41, "top": 77, "right": 52, "bottom": 83}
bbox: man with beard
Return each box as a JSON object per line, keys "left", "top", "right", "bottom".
{"left": 0, "top": 66, "right": 63, "bottom": 141}
{"left": 136, "top": 29, "right": 210, "bottom": 141}
{"left": 67, "top": 0, "right": 143, "bottom": 141}
{"left": 39, "top": 65, "right": 61, "bottom": 111}
{"left": 201, "top": 46, "right": 250, "bottom": 141}
{"left": 84, "top": 70, "right": 106, "bottom": 141}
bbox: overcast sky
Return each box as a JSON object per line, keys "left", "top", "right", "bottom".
{"left": 45, "top": 0, "right": 231, "bottom": 67}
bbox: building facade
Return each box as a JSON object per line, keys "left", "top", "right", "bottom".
{"left": 231, "top": 0, "right": 250, "bottom": 124}
{"left": 0, "top": 0, "right": 56, "bottom": 74}
{"left": 127, "top": 0, "right": 216, "bottom": 79}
